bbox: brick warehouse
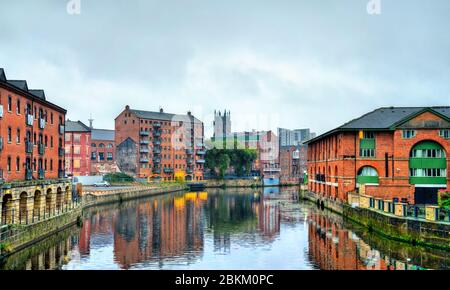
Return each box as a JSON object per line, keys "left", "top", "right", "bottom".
{"left": 0, "top": 68, "right": 72, "bottom": 225}
{"left": 306, "top": 107, "right": 450, "bottom": 205}
{"left": 0, "top": 68, "right": 66, "bottom": 182}
{"left": 65, "top": 120, "right": 91, "bottom": 177}
{"left": 90, "top": 127, "right": 119, "bottom": 175}
{"left": 115, "top": 106, "right": 205, "bottom": 181}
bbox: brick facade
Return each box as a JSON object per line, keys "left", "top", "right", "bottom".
{"left": 115, "top": 106, "right": 205, "bottom": 181}
{"left": 307, "top": 108, "right": 450, "bottom": 205}
{"left": 279, "top": 145, "right": 307, "bottom": 184}
{"left": 64, "top": 121, "right": 91, "bottom": 177}
{"left": 90, "top": 129, "right": 119, "bottom": 175}
{"left": 0, "top": 69, "right": 66, "bottom": 183}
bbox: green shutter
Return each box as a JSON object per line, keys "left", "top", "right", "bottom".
{"left": 357, "top": 176, "right": 379, "bottom": 184}
{"left": 409, "top": 158, "right": 447, "bottom": 169}
{"left": 360, "top": 139, "right": 375, "bottom": 149}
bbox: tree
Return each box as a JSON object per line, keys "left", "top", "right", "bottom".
{"left": 218, "top": 153, "right": 231, "bottom": 179}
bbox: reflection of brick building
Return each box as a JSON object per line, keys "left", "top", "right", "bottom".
{"left": 308, "top": 211, "right": 389, "bottom": 270}
{"left": 279, "top": 145, "right": 308, "bottom": 184}
{"left": 64, "top": 120, "right": 91, "bottom": 177}
{"left": 306, "top": 107, "right": 450, "bottom": 205}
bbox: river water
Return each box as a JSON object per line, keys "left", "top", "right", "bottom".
{"left": 1, "top": 187, "right": 448, "bottom": 270}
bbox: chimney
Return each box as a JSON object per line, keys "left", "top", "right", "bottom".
{"left": 125, "top": 105, "right": 130, "bottom": 110}
{"left": 187, "top": 111, "right": 192, "bottom": 116}
{"left": 160, "top": 107, "right": 164, "bottom": 113}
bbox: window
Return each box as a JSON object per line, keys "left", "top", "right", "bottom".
{"left": 74, "top": 159, "right": 80, "bottom": 169}
{"left": 99, "top": 152, "right": 105, "bottom": 161}
{"left": 16, "top": 128, "right": 20, "bottom": 144}
{"left": 107, "top": 143, "right": 113, "bottom": 148}
{"left": 410, "top": 149, "right": 446, "bottom": 158}
{"left": 50, "top": 160, "right": 53, "bottom": 171}
{"left": 7, "top": 127, "right": 12, "bottom": 143}
{"left": 73, "top": 134, "right": 81, "bottom": 143}
{"left": 439, "top": 130, "right": 450, "bottom": 139}
{"left": 74, "top": 146, "right": 81, "bottom": 155}
{"left": 50, "top": 113, "right": 54, "bottom": 124}
{"left": 50, "top": 136, "right": 53, "bottom": 148}
{"left": 7, "top": 157, "right": 11, "bottom": 171}
{"left": 65, "top": 133, "right": 71, "bottom": 141}
{"left": 360, "top": 148, "right": 375, "bottom": 158}
{"left": 15, "top": 157, "right": 20, "bottom": 171}
{"left": 7, "top": 96, "right": 12, "bottom": 111}
{"left": 410, "top": 168, "right": 446, "bottom": 177}
{"left": 402, "top": 130, "right": 416, "bottom": 139}
{"left": 91, "top": 152, "right": 97, "bottom": 160}
{"left": 91, "top": 143, "right": 97, "bottom": 148}
{"left": 363, "top": 131, "right": 375, "bottom": 139}
{"left": 107, "top": 152, "right": 113, "bottom": 160}
{"left": 99, "top": 143, "right": 105, "bottom": 148}
{"left": 16, "top": 99, "right": 21, "bottom": 115}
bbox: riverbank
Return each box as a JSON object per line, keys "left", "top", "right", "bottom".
{"left": 301, "top": 190, "right": 450, "bottom": 251}
{"left": 0, "top": 184, "right": 187, "bottom": 259}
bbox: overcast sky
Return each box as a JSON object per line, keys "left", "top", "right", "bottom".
{"left": 1, "top": 0, "right": 449, "bottom": 138}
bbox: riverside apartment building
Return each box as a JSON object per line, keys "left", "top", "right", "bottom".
{"left": 115, "top": 106, "right": 205, "bottom": 181}
{"left": 306, "top": 107, "right": 450, "bottom": 205}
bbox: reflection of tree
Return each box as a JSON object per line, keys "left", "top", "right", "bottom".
{"left": 206, "top": 194, "right": 258, "bottom": 234}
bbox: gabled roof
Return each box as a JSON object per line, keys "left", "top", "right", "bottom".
{"left": 0, "top": 69, "right": 6, "bottom": 82}
{"left": 28, "top": 89, "right": 46, "bottom": 100}
{"left": 7, "top": 80, "right": 29, "bottom": 91}
{"left": 65, "top": 120, "right": 91, "bottom": 132}
{"left": 307, "top": 106, "right": 450, "bottom": 144}
{"left": 129, "top": 109, "right": 203, "bottom": 124}
{"left": 91, "top": 129, "right": 115, "bottom": 141}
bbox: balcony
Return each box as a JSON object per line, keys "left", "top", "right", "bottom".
{"left": 58, "top": 170, "right": 65, "bottom": 179}
{"left": 39, "top": 118, "right": 46, "bottom": 129}
{"left": 38, "top": 143, "right": 45, "bottom": 155}
{"left": 196, "top": 159, "right": 206, "bottom": 164}
{"left": 153, "top": 148, "right": 161, "bottom": 154}
{"left": 153, "top": 123, "right": 161, "bottom": 128}
{"left": 59, "top": 124, "right": 65, "bottom": 135}
{"left": 140, "top": 131, "right": 150, "bottom": 136}
{"left": 38, "top": 169, "right": 45, "bottom": 180}
{"left": 140, "top": 158, "right": 149, "bottom": 163}
{"left": 197, "top": 143, "right": 205, "bottom": 148}
{"left": 164, "top": 168, "right": 174, "bottom": 174}
{"left": 140, "top": 140, "right": 150, "bottom": 145}
{"left": 26, "top": 114, "right": 33, "bottom": 126}
{"left": 186, "top": 149, "right": 193, "bottom": 155}
{"left": 153, "top": 157, "right": 161, "bottom": 163}
{"left": 26, "top": 169, "right": 33, "bottom": 181}
{"left": 187, "top": 158, "right": 193, "bottom": 164}
{"left": 153, "top": 168, "right": 161, "bottom": 174}
{"left": 186, "top": 168, "right": 193, "bottom": 174}
{"left": 59, "top": 147, "right": 65, "bottom": 157}
{"left": 140, "top": 147, "right": 149, "bottom": 153}
{"left": 197, "top": 150, "right": 206, "bottom": 156}
{"left": 153, "top": 140, "right": 161, "bottom": 146}
{"left": 0, "top": 104, "right": 3, "bottom": 118}
{"left": 25, "top": 141, "right": 33, "bottom": 154}
{"left": 153, "top": 130, "right": 161, "bottom": 137}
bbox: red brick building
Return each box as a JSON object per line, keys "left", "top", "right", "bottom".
{"left": 279, "top": 145, "right": 308, "bottom": 184}
{"left": 115, "top": 106, "right": 205, "bottom": 181}
{"left": 0, "top": 68, "right": 66, "bottom": 182}
{"left": 306, "top": 107, "right": 450, "bottom": 205}
{"left": 90, "top": 128, "right": 119, "bottom": 175}
{"left": 65, "top": 120, "right": 91, "bottom": 177}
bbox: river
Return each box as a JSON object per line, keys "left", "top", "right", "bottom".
{"left": 0, "top": 187, "right": 448, "bottom": 270}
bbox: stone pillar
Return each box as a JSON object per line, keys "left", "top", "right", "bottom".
{"left": 384, "top": 200, "right": 391, "bottom": 213}
{"left": 37, "top": 253, "right": 45, "bottom": 270}
{"left": 26, "top": 259, "right": 32, "bottom": 270}
{"left": 359, "top": 195, "right": 370, "bottom": 208}
{"left": 11, "top": 199, "right": 20, "bottom": 225}
{"left": 394, "top": 203, "right": 407, "bottom": 217}
{"left": 48, "top": 246, "right": 56, "bottom": 270}
{"left": 26, "top": 196, "right": 34, "bottom": 225}
{"left": 35, "top": 195, "right": 46, "bottom": 222}
{"left": 425, "top": 205, "right": 439, "bottom": 221}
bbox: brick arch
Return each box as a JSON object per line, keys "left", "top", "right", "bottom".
{"left": 409, "top": 139, "right": 447, "bottom": 156}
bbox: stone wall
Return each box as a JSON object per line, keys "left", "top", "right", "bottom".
{"left": 302, "top": 190, "right": 450, "bottom": 250}
{"left": 204, "top": 179, "right": 262, "bottom": 188}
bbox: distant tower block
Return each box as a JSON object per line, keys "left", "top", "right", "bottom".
{"left": 213, "top": 110, "right": 231, "bottom": 138}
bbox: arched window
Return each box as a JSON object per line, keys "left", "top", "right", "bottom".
{"left": 91, "top": 143, "right": 97, "bottom": 148}
{"left": 107, "top": 143, "right": 113, "bottom": 148}
{"left": 357, "top": 166, "right": 379, "bottom": 185}
{"left": 99, "top": 143, "right": 105, "bottom": 148}
{"left": 409, "top": 141, "right": 447, "bottom": 186}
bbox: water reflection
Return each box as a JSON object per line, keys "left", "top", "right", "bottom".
{"left": 1, "top": 187, "right": 448, "bottom": 270}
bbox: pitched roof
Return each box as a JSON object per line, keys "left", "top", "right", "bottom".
{"left": 129, "top": 109, "right": 202, "bottom": 124}
{"left": 307, "top": 106, "right": 450, "bottom": 144}
{"left": 7, "top": 80, "right": 29, "bottom": 91}
{"left": 0, "top": 69, "right": 5, "bottom": 81}
{"left": 91, "top": 129, "right": 115, "bottom": 141}
{"left": 28, "top": 89, "right": 46, "bottom": 100}
{"left": 65, "top": 120, "right": 91, "bottom": 132}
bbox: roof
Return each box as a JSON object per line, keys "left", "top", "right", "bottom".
{"left": 7, "top": 80, "right": 29, "bottom": 91}
{"left": 129, "top": 109, "right": 203, "bottom": 124}
{"left": 28, "top": 89, "right": 46, "bottom": 100}
{"left": 91, "top": 129, "right": 115, "bottom": 141}
{"left": 0, "top": 68, "right": 66, "bottom": 113}
{"left": 307, "top": 106, "right": 450, "bottom": 144}
{"left": 65, "top": 120, "right": 91, "bottom": 132}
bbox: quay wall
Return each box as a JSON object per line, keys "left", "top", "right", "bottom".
{"left": 204, "top": 179, "right": 262, "bottom": 188}
{"left": 301, "top": 190, "right": 450, "bottom": 250}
